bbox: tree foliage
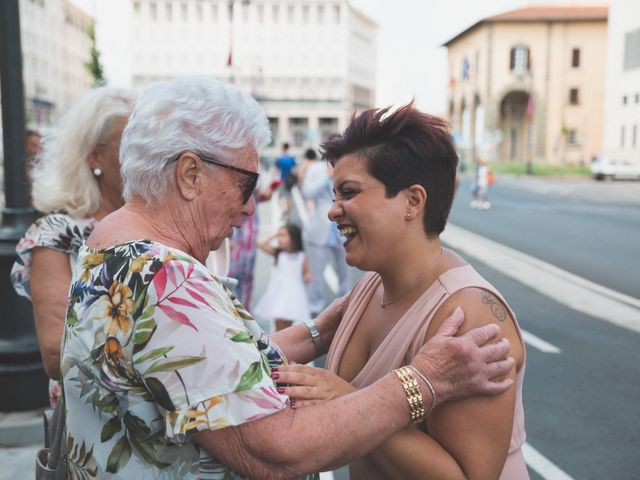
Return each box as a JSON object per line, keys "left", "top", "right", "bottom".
{"left": 85, "top": 24, "right": 106, "bottom": 87}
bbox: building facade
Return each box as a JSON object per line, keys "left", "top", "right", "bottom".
{"left": 602, "top": 0, "right": 640, "bottom": 164}
{"left": 444, "top": 6, "right": 608, "bottom": 165}
{"left": 129, "top": 0, "right": 377, "bottom": 156}
{"left": 19, "top": 0, "right": 95, "bottom": 130}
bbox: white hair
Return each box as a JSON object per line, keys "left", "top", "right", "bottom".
{"left": 120, "top": 76, "right": 271, "bottom": 203}
{"left": 31, "top": 87, "right": 136, "bottom": 217}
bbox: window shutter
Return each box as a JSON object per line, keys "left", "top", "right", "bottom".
{"left": 510, "top": 47, "right": 516, "bottom": 70}
{"left": 527, "top": 48, "right": 531, "bottom": 71}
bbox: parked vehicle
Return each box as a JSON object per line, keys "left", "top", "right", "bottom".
{"left": 591, "top": 158, "right": 640, "bottom": 180}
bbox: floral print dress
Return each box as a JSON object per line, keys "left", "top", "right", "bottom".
{"left": 61, "top": 239, "right": 293, "bottom": 479}
{"left": 10, "top": 213, "right": 97, "bottom": 408}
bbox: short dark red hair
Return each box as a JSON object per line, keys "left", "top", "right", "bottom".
{"left": 320, "top": 102, "right": 458, "bottom": 236}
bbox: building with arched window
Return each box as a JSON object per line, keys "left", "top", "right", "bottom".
{"left": 444, "top": 5, "right": 608, "bottom": 166}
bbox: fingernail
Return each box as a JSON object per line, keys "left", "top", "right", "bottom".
{"left": 277, "top": 387, "right": 285, "bottom": 394}
{"left": 272, "top": 372, "right": 280, "bottom": 380}
{"left": 453, "top": 306, "right": 463, "bottom": 318}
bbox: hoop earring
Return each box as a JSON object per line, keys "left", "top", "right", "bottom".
{"left": 93, "top": 168, "right": 102, "bottom": 177}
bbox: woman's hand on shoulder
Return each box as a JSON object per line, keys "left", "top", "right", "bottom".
{"left": 275, "top": 364, "right": 357, "bottom": 407}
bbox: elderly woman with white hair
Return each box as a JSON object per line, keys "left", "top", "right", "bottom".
{"left": 11, "top": 87, "right": 136, "bottom": 407}
{"left": 60, "top": 76, "right": 514, "bottom": 479}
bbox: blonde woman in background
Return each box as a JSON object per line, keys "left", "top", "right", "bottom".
{"left": 11, "top": 87, "right": 136, "bottom": 407}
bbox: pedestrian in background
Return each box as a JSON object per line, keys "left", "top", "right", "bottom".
{"left": 471, "top": 158, "right": 492, "bottom": 209}
{"left": 11, "top": 87, "right": 136, "bottom": 408}
{"left": 274, "top": 142, "right": 297, "bottom": 219}
{"left": 254, "top": 223, "right": 311, "bottom": 331}
{"left": 299, "top": 147, "right": 351, "bottom": 316}
{"left": 227, "top": 179, "right": 279, "bottom": 309}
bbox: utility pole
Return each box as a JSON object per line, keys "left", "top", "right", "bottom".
{"left": 0, "top": 0, "right": 48, "bottom": 411}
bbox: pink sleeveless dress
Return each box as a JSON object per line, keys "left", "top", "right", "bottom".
{"left": 326, "top": 265, "right": 529, "bottom": 479}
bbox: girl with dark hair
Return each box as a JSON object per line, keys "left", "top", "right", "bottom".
{"left": 254, "top": 224, "right": 312, "bottom": 331}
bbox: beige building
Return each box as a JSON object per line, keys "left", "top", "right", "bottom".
{"left": 444, "top": 5, "right": 608, "bottom": 165}
{"left": 19, "top": 0, "right": 95, "bottom": 130}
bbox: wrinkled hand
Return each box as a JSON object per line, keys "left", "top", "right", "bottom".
{"left": 411, "top": 307, "right": 514, "bottom": 406}
{"left": 275, "top": 364, "right": 357, "bottom": 408}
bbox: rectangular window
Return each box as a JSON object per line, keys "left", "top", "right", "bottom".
{"left": 510, "top": 46, "right": 530, "bottom": 74}
{"left": 567, "top": 129, "right": 577, "bottom": 146}
{"left": 268, "top": 117, "right": 279, "bottom": 148}
{"left": 624, "top": 28, "right": 640, "bottom": 70}
{"left": 569, "top": 88, "right": 579, "bottom": 105}
{"left": 633, "top": 125, "right": 638, "bottom": 148}
{"left": 621, "top": 126, "right": 626, "bottom": 148}
{"left": 572, "top": 48, "right": 580, "bottom": 67}
{"left": 623, "top": 95, "right": 628, "bottom": 105}
{"left": 636, "top": 93, "right": 639, "bottom": 104}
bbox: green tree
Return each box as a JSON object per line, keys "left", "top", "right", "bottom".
{"left": 85, "top": 24, "right": 106, "bottom": 87}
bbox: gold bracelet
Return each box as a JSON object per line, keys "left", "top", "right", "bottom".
{"left": 393, "top": 366, "right": 425, "bottom": 423}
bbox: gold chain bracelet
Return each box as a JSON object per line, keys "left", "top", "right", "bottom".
{"left": 393, "top": 366, "right": 425, "bottom": 423}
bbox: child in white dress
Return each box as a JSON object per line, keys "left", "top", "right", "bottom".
{"left": 254, "top": 224, "right": 311, "bottom": 331}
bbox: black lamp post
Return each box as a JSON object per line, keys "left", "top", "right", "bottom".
{"left": 0, "top": 0, "right": 48, "bottom": 411}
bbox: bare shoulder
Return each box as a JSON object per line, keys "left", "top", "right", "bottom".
{"left": 427, "top": 287, "right": 524, "bottom": 368}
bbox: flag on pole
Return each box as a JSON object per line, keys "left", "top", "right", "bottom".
{"left": 227, "top": 48, "right": 233, "bottom": 67}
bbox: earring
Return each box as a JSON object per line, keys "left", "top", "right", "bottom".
{"left": 405, "top": 212, "right": 411, "bottom": 220}
{"left": 93, "top": 167, "right": 102, "bottom": 177}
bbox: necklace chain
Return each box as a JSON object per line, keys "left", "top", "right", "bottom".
{"left": 380, "top": 248, "right": 444, "bottom": 308}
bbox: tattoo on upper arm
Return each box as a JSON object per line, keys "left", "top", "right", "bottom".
{"left": 480, "top": 291, "right": 507, "bottom": 322}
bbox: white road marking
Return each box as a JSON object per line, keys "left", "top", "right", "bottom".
{"left": 520, "top": 329, "right": 561, "bottom": 354}
{"left": 523, "top": 442, "right": 575, "bottom": 480}
{"left": 442, "top": 223, "right": 640, "bottom": 334}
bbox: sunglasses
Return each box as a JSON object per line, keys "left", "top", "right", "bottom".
{"left": 169, "top": 151, "right": 259, "bottom": 204}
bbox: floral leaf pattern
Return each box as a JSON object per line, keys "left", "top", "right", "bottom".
{"left": 61, "top": 239, "right": 290, "bottom": 479}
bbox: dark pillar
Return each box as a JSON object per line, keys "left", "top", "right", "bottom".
{"left": 0, "top": 0, "right": 48, "bottom": 411}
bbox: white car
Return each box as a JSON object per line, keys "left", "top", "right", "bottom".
{"left": 591, "top": 158, "right": 640, "bottom": 180}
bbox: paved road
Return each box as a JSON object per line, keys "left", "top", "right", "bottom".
{"left": 450, "top": 174, "right": 640, "bottom": 298}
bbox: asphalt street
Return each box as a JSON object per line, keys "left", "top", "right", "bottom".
{"left": 450, "top": 174, "right": 640, "bottom": 298}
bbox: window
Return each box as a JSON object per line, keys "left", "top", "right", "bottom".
{"left": 621, "top": 126, "right": 626, "bottom": 148}
{"left": 624, "top": 28, "right": 640, "bottom": 70}
{"left": 567, "top": 129, "right": 577, "bottom": 146}
{"left": 633, "top": 125, "right": 638, "bottom": 149}
{"left": 569, "top": 88, "right": 579, "bottom": 105}
{"left": 623, "top": 95, "right": 628, "bottom": 105}
{"left": 636, "top": 93, "right": 639, "bottom": 104}
{"left": 510, "top": 46, "right": 530, "bottom": 74}
{"left": 572, "top": 48, "right": 580, "bottom": 67}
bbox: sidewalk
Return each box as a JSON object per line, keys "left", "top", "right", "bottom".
{"left": 0, "top": 408, "right": 45, "bottom": 479}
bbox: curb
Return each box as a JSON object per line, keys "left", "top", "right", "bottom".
{"left": 0, "top": 409, "right": 44, "bottom": 447}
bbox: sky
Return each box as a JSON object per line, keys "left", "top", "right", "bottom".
{"left": 73, "top": 0, "right": 609, "bottom": 114}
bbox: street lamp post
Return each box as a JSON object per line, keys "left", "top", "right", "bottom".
{"left": 0, "top": 0, "right": 48, "bottom": 411}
